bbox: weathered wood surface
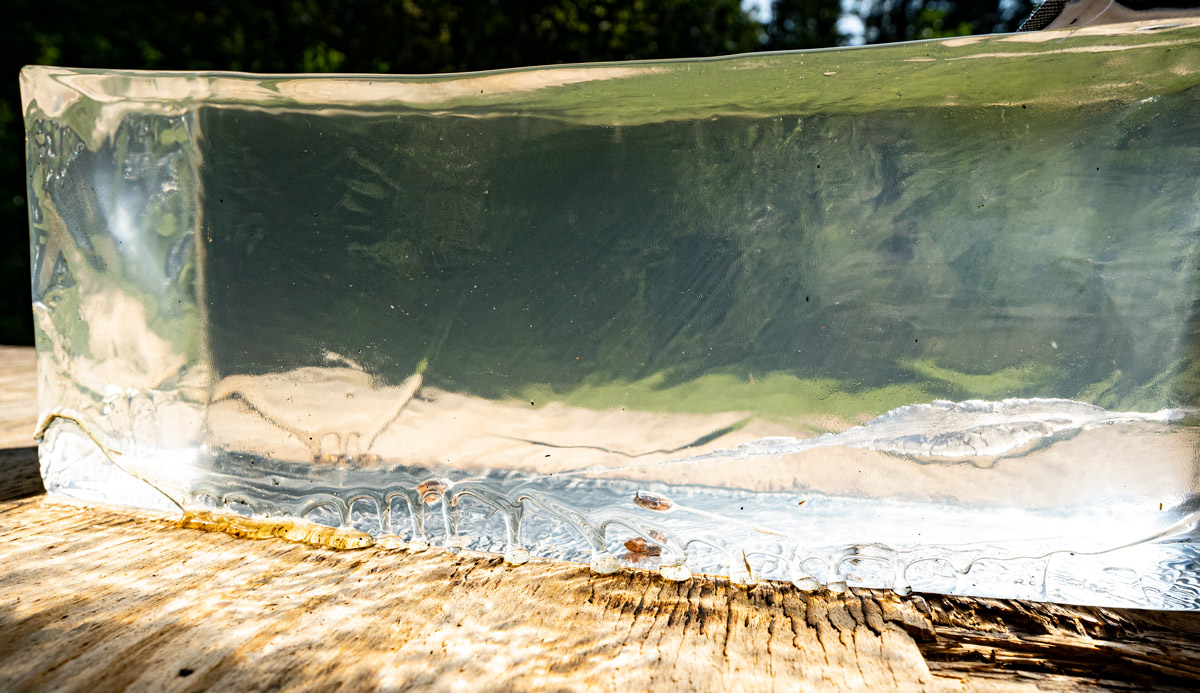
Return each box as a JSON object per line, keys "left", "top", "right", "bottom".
{"left": 0, "top": 346, "right": 36, "bottom": 449}
{"left": 3, "top": 346, "right": 1200, "bottom": 691}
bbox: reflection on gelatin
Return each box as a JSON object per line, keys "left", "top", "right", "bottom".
{"left": 21, "top": 20, "right": 1200, "bottom": 609}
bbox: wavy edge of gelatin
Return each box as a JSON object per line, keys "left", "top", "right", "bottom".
{"left": 37, "top": 402, "right": 1200, "bottom": 605}
{"left": 155, "top": 488, "right": 1200, "bottom": 609}
{"left": 176, "top": 506, "right": 763, "bottom": 589}
{"left": 167, "top": 510, "right": 884, "bottom": 601}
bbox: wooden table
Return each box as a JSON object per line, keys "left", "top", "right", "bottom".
{"left": 3, "top": 346, "right": 1200, "bottom": 691}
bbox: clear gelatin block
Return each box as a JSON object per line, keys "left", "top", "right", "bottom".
{"left": 21, "top": 20, "right": 1200, "bottom": 608}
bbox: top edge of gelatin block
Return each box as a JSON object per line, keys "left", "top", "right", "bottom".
{"left": 19, "top": 17, "right": 1200, "bottom": 125}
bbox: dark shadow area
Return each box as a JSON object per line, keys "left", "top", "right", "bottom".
{"left": 916, "top": 594, "right": 1200, "bottom": 690}
{"left": 0, "top": 447, "right": 43, "bottom": 501}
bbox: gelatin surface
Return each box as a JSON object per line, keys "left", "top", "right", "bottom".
{"left": 22, "top": 19, "right": 1200, "bottom": 608}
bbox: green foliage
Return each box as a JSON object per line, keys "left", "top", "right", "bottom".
{"left": 764, "top": 0, "right": 842, "bottom": 49}
{"left": 845, "top": 0, "right": 1034, "bottom": 45}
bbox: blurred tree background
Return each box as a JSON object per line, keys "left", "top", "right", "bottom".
{"left": 1, "top": 0, "right": 1033, "bottom": 345}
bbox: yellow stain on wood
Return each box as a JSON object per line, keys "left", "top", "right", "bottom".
{"left": 180, "top": 509, "right": 375, "bottom": 550}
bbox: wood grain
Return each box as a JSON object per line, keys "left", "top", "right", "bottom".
{"left": 0, "top": 346, "right": 36, "bottom": 449}
{"left": 0, "top": 496, "right": 1198, "bottom": 692}
{"left": 3, "top": 345, "right": 1200, "bottom": 690}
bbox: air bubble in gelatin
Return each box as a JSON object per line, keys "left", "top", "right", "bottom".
{"left": 589, "top": 552, "right": 622, "bottom": 575}
{"left": 729, "top": 550, "right": 756, "bottom": 587}
{"left": 826, "top": 581, "right": 849, "bottom": 594}
{"left": 659, "top": 564, "right": 692, "bottom": 582}
{"left": 792, "top": 576, "right": 821, "bottom": 591}
{"left": 504, "top": 548, "right": 531, "bottom": 565}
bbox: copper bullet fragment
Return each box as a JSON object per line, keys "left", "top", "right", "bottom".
{"left": 417, "top": 478, "right": 449, "bottom": 504}
{"left": 634, "top": 490, "right": 673, "bottom": 511}
{"left": 624, "top": 537, "right": 663, "bottom": 556}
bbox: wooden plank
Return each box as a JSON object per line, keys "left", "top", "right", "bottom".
{"left": 0, "top": 496, "right": 1199, "bottom": 691}
{"left": 3, "top": 346, "right": 1200, "bottom": 690}
{"left": 0, "top": 346, "right": 36, "bottom": 449}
